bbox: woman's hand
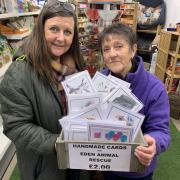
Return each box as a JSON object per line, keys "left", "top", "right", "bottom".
{"left": 134, "top": 134, "right": 156, "bottom": 166}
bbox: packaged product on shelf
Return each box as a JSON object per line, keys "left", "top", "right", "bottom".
{"left": 0, "top": 35, "right": 13, "bottom": 67}
{"left": 17, "top": 0, "right": 29, "bottom": 13}
{"left": 4, "top": 0, "right": 18, "bottom": 13}
{"left": 9, "top": 40, "right": 23, "bottom": 54}
{"left": 0, "top": 0, "right": 7, "bottom": 14}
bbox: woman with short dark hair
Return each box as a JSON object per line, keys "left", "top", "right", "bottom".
{"left": 99, "top": 23, "right": 170, "bottom": 180}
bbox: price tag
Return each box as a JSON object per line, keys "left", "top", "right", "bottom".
{"left": 68, "top": 143, "right": 131, "bottom": 171}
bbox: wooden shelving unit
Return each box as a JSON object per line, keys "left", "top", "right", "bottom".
{"left": 0, "top": 9, "right": 40, "bottom": 78}
{"left": 77, "top": 1, "right": 88, "bottom": 35}
{"left": 155, "top": 30, "right": 180, "bottom": 92}
{"left": 78, "top": 0, "right": 137, "bottom": 74}
{"left": 120, "top": 2, "right": 138, "bottom": 32}
{"left": 137, "top": 29, "right": 158, "bottom": 34}
{"left": 0, "top": 11, "right": 40, "bottom": 20}
{"left": 86, "top": 0, "right": 138, "bottom": 31}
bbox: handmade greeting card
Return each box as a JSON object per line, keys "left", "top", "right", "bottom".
{"left": 88, "top": 121, "right": 133, "bottom": 143}
{"left": 62, "top": 70, "right": 96, "bottom": 95}
{"left": 103, "top": 85, "right": 143, "bottom": 112}
{"left": 108, "top": 74, "right": 131, "bottom": 89}
{"left": 70, "top": 105, "right": 104, "bottom": 121}
{"left": 68, "top": 122, "right": 88, "bottom": 141}
{"left": 67, "top": 93, "right": 103, "bottom": 115}
{"left": 106, "top": 103, "right": 145, "bottom": 141}
{"left": 92, "top": 71, "right": 118, "bottom": 95}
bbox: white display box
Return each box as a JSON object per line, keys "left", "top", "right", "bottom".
{"left": 56, "top": 130, "right": 146, "bottom": 172}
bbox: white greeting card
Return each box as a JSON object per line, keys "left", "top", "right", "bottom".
{"left": 67, "top": 93, "right": 103, "bottom": 115}
{"left": 103, "top": 85, "right": 143, "bottom": 112}
{"left": 59, "top": 117, "right": 89, "bottom": 141}
{"left": 88, "top": 121, "right": 133, "bottom": 142}
{"left": 108, "top": 74, "right": 131, "bottom": 89}
{"left": 92, "top": 71, "right": 118, "bottom": 95}
{"left": 62, "top": 70, "right": 96, "bottom": 95}
{"left": 70, "top": 105, "right": 104, "bottom": 121}
{"left": 68, "top": 123, "right": 88, "bottom": 141}
{"left": 106, "top": 103, "right": 145, "bottom": 141}
{"left": 59, "top": 116, "right": 72, "bottom": 140}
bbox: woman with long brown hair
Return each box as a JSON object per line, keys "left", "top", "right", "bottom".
{"left": 0, "top": 0, "right": 84, "bottom": 179}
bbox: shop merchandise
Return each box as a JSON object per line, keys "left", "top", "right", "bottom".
{"left": 59, "top": 70, "right": 144, "bottom": 143}
{"left": 78, "top": 1, "right": 138, "bottom": 75}
{"left": 0, "top": 35, "right": 13, "bottom": 68}
{"left": 138, "top": 0, "right": 166, "bottom": 29}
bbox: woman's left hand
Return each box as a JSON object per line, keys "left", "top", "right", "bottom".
{"left": 134, "top": 134, "right": 156, "bottom": 166}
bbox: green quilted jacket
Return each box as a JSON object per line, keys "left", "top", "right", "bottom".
{"left": 0, "top": 57, "right": 66, "bottom": 180}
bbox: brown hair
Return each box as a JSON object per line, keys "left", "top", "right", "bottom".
{"left": 20, "top": 0, "right": 83, "bottom": 83}
{"left": 98, "top": 23, "right": 137, "bottom": 52}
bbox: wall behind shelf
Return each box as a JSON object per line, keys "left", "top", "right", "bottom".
{"left": 164, "top": 0, "right": 180, "bottom": 28}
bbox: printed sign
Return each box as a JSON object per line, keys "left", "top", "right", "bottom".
{"left": 68, "top": 143, "right": 131, "bottom": 171}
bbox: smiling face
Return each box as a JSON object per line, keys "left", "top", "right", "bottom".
{"left": 44, "top": 16, "right": 74, "bottom": 59}
{"left": 102, "top": 34, "right": 137, "bottom": 77}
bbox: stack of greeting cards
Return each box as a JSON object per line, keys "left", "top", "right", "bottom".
{"left": 59, "top": 70, "right": 144, "bottom": 143}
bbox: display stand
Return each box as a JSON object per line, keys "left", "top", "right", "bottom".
{"left": 155, "top": 30, "right": 180, "bottom": 92}
{"left": 78, "top": 0, "right": 138, "bottom": 76}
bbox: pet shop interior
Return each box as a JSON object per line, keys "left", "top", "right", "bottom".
{"left": 0, "top": 0, "right": 180, "bottom": 180}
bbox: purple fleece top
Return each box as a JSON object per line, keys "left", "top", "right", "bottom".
{"left": 101, "top": 56, "right": 170, "bottom": 178}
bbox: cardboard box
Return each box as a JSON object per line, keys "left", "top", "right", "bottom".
{"left": 56, "top": 130, "right": 146, "bottom": 172}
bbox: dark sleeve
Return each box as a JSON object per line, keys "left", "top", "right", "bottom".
{"left": 0, "top": 62, "right": 59, "bottom": 155}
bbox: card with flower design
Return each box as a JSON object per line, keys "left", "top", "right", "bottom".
{"left": 88, "top": 121, "right": 133, "bottom": 142}
{"left": 106, "top": 103, "right": 145, "bottom": 141}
